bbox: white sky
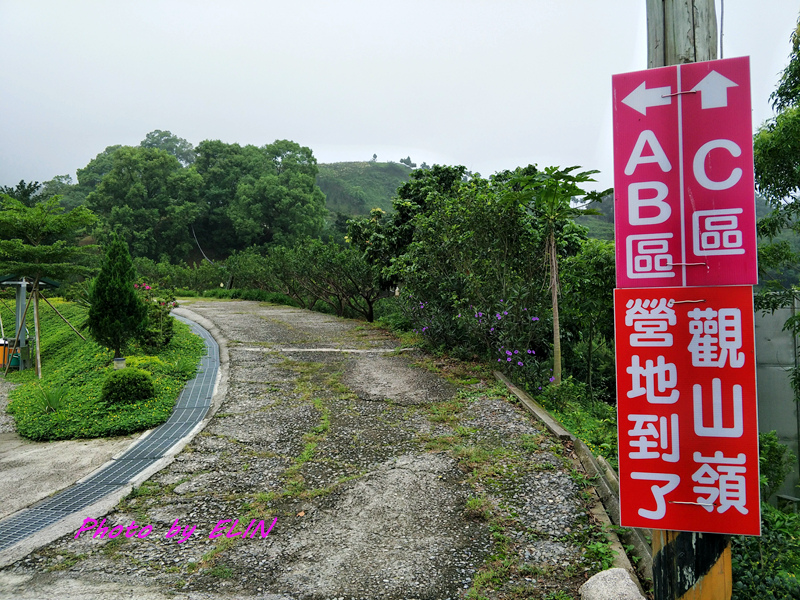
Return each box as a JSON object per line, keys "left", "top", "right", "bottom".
{"left": 0, "top": 1, "right": 797, "bottom": 192}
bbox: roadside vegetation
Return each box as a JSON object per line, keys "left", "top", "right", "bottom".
{"left": 3, "top": 14, "right": 800, "bottom": 596}
{"left": 2, "top": 295, "right": 204, "bottom": 441}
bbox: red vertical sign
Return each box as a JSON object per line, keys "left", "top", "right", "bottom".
{"left": 613, "top": 57, "right": 757, "bottom": 288}
{"left": 615, "top": 286, "right": 760, "bottom": 535}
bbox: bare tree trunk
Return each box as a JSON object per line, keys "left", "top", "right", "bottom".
{"left": 586, "top": 320, "right": 594, "bottom": 400}
{"left": 549, "top": 231, "right": 562, "bottom": 385}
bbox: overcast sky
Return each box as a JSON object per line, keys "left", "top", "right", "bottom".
{"left": 1, "top": 1, "right": 798, "bottom": 192}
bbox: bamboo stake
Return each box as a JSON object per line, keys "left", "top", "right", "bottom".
{"left": 4, "top": 288, "right": 34, "bottom": 377}
{"left": 33, "top": 282, "right": 42, "bottom": 379}
{"left": 39, "top": 291, "right": 85, "bottom": 341}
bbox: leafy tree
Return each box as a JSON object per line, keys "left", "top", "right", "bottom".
{"left": 0, "top": 180, "right": 43, "bottom": 207}
{"left": 140, "top": 130, "right": 196, "bottom": 166}
{"left": 348, "top": 164, "right": 466, "bottom": 288}
{"left": 86, "top": 147, "right": 203, "bottom": 261}
{"left": 226, "top": 140, "right": 326, "bottom": 248}
{"left": 508, "top": 166, "right": 608, "bottom": 384}
{"left": 0, "top": 195, "right": 97, "bottom": 283}
{"left": 88, "top": 236, "right": 147, "bottom": 359}
{"left": 399, "top": 156, "right": 416, "bottom": 168}
{"left": 754, "top": 13, "right": 800, "bottom": 346}
{"left": 77, "top": 145, "right": 124, "bottom": 191}
{"left": 39, "top": 175, "right": 88, "bottom": 211}
{"left": 0, "top": 194, "right": 98, "bottom": 376}
{"left": 193, "top": 139, "right": 325, "bottom": 255}
{"left": 562, "top": 238, "right": 615, "bottom": 399}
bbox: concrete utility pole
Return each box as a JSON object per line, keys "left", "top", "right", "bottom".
{"left": 645, "top": 2, "right": 733, "bottom": 599}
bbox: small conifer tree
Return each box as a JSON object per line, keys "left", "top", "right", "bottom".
{"left": 88, "top": 236, "right": 147, "bottom": 359}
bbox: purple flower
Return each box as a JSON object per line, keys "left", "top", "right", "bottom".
{"left": 527, "top": 350, "right": 532, "bottom": 354}
{"left": 496, "top": 314, "right": 502, "bottom": 320}
{"left": 517, "top": 361, "right": 523, "bottom": 366}
{"left": 506, "top": 351, "right": 512, "bottom": 356}
{"left": 490, "top": 327, "right": 494, "bottom": 332}
{"left": 478, "top": 312, "right": 483, "bottom": 317}
{"left": 532, "top": 317, "right": 540, "bottom": 321}
{"left": 507, "top": 358, "right": 512, "bottom": 362}
{"left": 523, "top": 308, "right": 527, "bottom": 311}
{"left": 549, "top": 377, "right": 555, "bottom": 382}
{"left": 457, "top": 314, "right": 461, "bottom": 317}
{"left": 500, "top": 299, "right": 503, "bottom": 302}
{"left": 498, "top": 359, "right": 502, "bottom": 362}
{"left": 514, "top": 350, "right": 519, "bottom": 354}
{"left": 503, "top": 311, "right": 508, "bottom": 315}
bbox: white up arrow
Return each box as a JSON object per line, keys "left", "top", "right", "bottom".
{"left": 622, "top": 82, "right": 672, "bottom": 115}
{"left": 690, "top": 71, "right": 738, "bottom": 109}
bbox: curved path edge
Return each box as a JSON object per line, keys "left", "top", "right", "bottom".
{"left": 0, "top": 309, "right": 229, "bottom": 568}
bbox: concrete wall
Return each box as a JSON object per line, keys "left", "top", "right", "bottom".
{"left": 755, "top": 302, "right": 800, "bottom": 498}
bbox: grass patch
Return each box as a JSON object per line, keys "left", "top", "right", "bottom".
{"left": 4, "top": 298, "right": 205, "bottom": 441}
{"left": 208, "top": 564, "right": 234, "bottom": 579}
{"left": 465, "top": 495, "right": 493, "bottom": 521}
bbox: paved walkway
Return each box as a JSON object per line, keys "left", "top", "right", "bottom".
{"left": 0, "top": 300, "right": 607, "bottom": 599}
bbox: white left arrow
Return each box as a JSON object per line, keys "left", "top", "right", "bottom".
{"left": 622, "top": 82, "right": 672, "bottom": 115}
{"left": 690, "top": 71, "right": 738, "bottom": 109}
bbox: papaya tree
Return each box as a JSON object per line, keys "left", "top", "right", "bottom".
{"left": 509, "top": 166, "right": 609, "bottom": 385}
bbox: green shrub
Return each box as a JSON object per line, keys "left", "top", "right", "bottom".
{"left": 134, "top": 283, "right": 176, "bottom": 351}
{"left": 100, "top": 368, "right": 156, "bottom": 406}
{"left": 732, "top": 503, "right": 800, "bottom": 599}
{"left": 537, "top": 377, "right": 586, "bottom": 412}
{"left": 35, "top": 385, "right": 67, "bottom": 414}
{"left": 760, "top": 431, "right": 797, "bottom": 502}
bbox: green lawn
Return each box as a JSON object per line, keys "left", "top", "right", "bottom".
{"left": 3, "top": 298, "right": 205, "bottom": 441}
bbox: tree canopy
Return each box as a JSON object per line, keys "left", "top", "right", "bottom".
{"left": 140, "top": 130, "right": 196, "bottom": 166}
{"left": 86, "top": 146, "right": 203, "bottom": 261}
{"left": 0, "top": 194, "right": 97, "bottom": 282}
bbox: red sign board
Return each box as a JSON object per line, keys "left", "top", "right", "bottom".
{"left": 613, "top": 57, "right": 757, "bottom": 288}
{"left": 615, "top": 285, "right": 760, "bottom": 535}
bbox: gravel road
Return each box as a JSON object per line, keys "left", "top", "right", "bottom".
{"left": 0, "top": 299, "right": 609, "bottom": 599}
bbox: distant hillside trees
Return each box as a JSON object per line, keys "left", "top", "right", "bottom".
{"left": 315, "top": 161, "right": 411, "bottom": 215}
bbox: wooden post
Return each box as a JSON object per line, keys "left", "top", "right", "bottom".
{"left": 645, "top": 2, "right": 733, "bottom": 599}
{"left": 646, "top": 0, "right": 718, "bottom": 67}
{"left": 32, "top": 283, "right": 42, "bottom": 380}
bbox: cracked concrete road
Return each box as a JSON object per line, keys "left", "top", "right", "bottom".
{"left": 0, "top": 299, "right": 605, "bottom": 600}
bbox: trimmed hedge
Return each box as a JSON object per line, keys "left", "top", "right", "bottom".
{"left": 101, "top": 367, "right": 156, "bottom": 406}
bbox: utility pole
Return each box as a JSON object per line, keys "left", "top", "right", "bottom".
{"left": 645, "top": 2, "right": 733, "bottom": 599}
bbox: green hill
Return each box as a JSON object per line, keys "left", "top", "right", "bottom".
{"left": 317, "top": 161, "right": 412, "bottom": 215}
